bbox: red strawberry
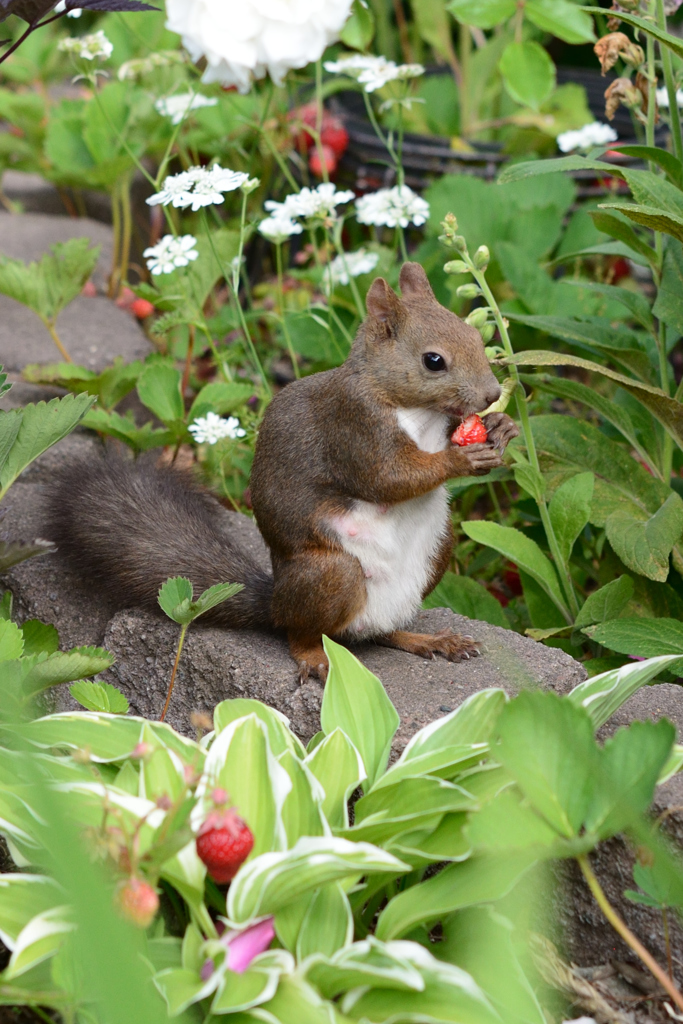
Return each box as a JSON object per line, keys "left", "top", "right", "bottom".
{"left": 196, "top": 805, "right": 254, "bottom": 884}
{"left": 320, "top": 117, "right": 348, "bottom": 158}
{"left": 115, "top": 877, "right": 159, "bottom": 928}
{"left": 81, "top": 279, "right": 97, "bottom": 297}
{"left": 309, "top": 145, "right": 337, "bottom": 177}
{"left": 452, "top": 414, "right": 488, "bottom": 447}
{"left": 130, "top": 298, "right": 155, "bottom": 319}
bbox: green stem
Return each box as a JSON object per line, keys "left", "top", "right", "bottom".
{"left": 578, "top": 854, "right": 683, "bottom": 1014}
{"left": 109, "top": 179, "right": 121, "bottom": 298}
{"left": 44, "top": 319, "right": 73, "bottom": 363}
{"left": 362, "top": 91, "right": 400, "bottom": 178}
{"left": 397, "top": 225, "right": 409, "bottom": 262}
{"left": 332, "top": 218, "right": 365, "bottom": 320}
{"left": 656, "top": 0, "right": 683, "bottom": 163}
{"left": 459, "top": 23, "right": 472, "bottom": 137}
{"left": 160, "top": 623, "right": 188, "bottom": 722}
{"left": 275, "top": 242, "right": 300, "bottom": 378}
{"left": 314, "top": 60, "right": 330, "bottom": 185}
{"left": 119, "top": 174, "right": 133, "bottom": 287}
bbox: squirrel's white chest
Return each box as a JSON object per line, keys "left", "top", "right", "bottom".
{"left": 331, "top": 407, "right": 451, "bottom": 639}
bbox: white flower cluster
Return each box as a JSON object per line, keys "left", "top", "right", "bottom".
{"left": 557, "top": 121, "right": 617, "bottom": 153}
{"left": 58, "top": 29, "right": 113, "bottom": 60}
{"left": 355, "top": 185, "right": 429, "bottom": 228}
{"left": 143, "top": 234, "right": 199, "bottom": 275}
{"left": 189, "top": 412, "right": 246, "bottom": 444}
{"left": 147, "top": 165, "right": 249, "bottom": 212}
{"left": 54, "top": 1, "right": 82, "bottom": 16}
{"left": 324, "top": 53, "right": 424, "bottom": 93}
{"left": 118, "top": 51, "right": 186, "bottom": 81}
{"left": 155, "top": 92, "right": 218, "bottom": 125}
{"left": 165, "top": 0, "right": 354, "bottom": 93}
{"left": 656, "top": 86, "right": 683, "bottom": 108}
{"left": 324, "top": 249, "right": 379, "bottom": 287}
{"left": 258, "top": 182, "right": 354, "bottom": 242}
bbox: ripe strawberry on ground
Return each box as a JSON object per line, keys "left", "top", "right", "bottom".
{"left": 452, "top": 414, "right": 488, "bottom": 446}
{"left": 115, "top": 877, "right": 159, "bottom": 928}
{"left": 196, "top": 796, "right": 254, "bottom": 884}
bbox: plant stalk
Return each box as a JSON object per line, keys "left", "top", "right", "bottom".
{"left": 578, "top": 854, "right": 683, "bottom": 1013}
{"left": 45, "top": 320, "right": 73, "bottom": 363}
{"left": 275, "top": 241, "right": 300, "bottom": 378}
{"left": 160, "top": 623, "right": 188, "bottom": 722}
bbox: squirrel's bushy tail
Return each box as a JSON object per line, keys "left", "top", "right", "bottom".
{"left": 46, "top": 456, "right": 274, "bottom": 630}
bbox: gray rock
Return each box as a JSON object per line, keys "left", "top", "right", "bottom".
{"left": 0, "top": 212, "right": 151, "bottom": 372}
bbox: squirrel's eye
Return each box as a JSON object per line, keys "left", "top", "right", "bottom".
{"left": 422, "top": 352, "right": 446, "bottom": 372}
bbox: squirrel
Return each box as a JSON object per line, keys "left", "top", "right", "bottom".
{"left": 47, "top": 262, "right": 519, "bottom": 682}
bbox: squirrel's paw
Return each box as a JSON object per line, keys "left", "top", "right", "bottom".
{"left": 381, "top": 629, "right": 481, "bottom": 662}
{"left": 461, "top": 442, "right": 504, "bottom": 475}
{"left": 290, "top": 638, "right": 329, "bottom": 684}
{"left": 481, "top": 412, "right": 520, "bottom": 453}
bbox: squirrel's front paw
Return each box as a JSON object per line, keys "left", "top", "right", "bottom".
{"left": 482, "top": 412, "right": 519, "bottom": 453}
{"left": 461, "top": 442, "right": 504, "bottom": 475}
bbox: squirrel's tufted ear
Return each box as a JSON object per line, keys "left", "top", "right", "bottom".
{"left": 399, "top": 262, "right": 435, "bottom": 303}
{"left": 366, "top": 277, "right": 400, "bottom": 323}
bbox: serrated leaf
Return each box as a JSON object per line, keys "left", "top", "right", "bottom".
{"left": 69, "top": 680, "right": 129, "bottom": 714}
{"left": 0, "top": 619, "right": 23, "bottom": 661}
{"left": 188, "top": 382, "right": 254, "bottom": 422}
{"left": 21, "top": 646, "right": 115, "bottom": 695}
{"left": 81, "top": 407, "right": 172, "bottom": 453}
{"left": 0, "top": 239, "right": 100, "bottom": 323}
{"left": 527, "top": 0, "right": 594, "bottom": 42}
{"left": 136, "top": 364, "right": 184, "bottom": 425}
{"left": 653, "top": 238, "right": 683, "bottom": 335}
{"left": 192, "top": 581, "right": 243, "bottom": 617}
{"left": 0, "top": 408, "right": 22, "bottom": 474}
{"left": 157, "top": 576, "right": 194, "bottom": 625}
{"left": 20, "top": 620, "right": 59, "bottom": 657}
{"left": 584, "top": 617, "right": 683, "bottom": 663}
{"left": 0, "top": 393, "right": 94, "bottom": 500}
{"left": 605, "top": 492, "right": 683, "bottom": 582}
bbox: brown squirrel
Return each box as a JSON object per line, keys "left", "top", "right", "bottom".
{"left": 48, "top": 262, "right": 518, "bottom": 681}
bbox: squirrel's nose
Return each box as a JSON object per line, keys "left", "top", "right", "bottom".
{"left": 483, "top": 382, "right": 501, "bottom": 408}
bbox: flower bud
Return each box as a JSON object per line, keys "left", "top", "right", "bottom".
{"left": 466, "top": 308, "right": 489, "bottom": 330}
{"left": 473, "top": 245, "right": 490, "bottom": 270}
{"left": 443, "top": 259, "right": 469, "bottom": 275}
{"left": 240, "top": 177, "right": 260, "bottom": 195}
{"left": 452, "top": 235, "right": 467, "bottom": 252}
{"left": 480, "top": 322, "right": 496, "bottom": 343}
{"left": 442, "top": 212, "right": 458, "bottom": 232}
{"left": 456, "top": 283, "right": 482, "bottom": 299}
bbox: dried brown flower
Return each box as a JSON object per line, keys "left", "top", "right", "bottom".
{"left": 594, "top": 32, "right": 645, "bottom": 75}
{"left": 605, "top": 76, "right": 644, "bottom": 120}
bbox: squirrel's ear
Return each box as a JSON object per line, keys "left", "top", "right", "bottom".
{"left": 399, "top": 262, "right": 435, "bottom": 303}
{"left": 366, "top": 277, "right": 400, "bottom": 323}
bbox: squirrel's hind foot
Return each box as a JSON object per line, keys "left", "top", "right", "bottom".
{"left": 288, "top": 634, "right": 329, "bottom": 684}
{"left": 378, "top": 628, "right": 481, "bottom": 662}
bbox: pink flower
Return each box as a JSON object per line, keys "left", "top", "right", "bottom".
{"left": 200, "top": 917, "right": 275, "bottom": 980}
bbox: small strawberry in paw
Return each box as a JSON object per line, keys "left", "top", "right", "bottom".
{"left": 196, "top": 789, "right": 254, "bottom": 883}
{"left": 452, "top": 414, "right": 488, "bottom": 447}
{"left": 115, "top": 876, "right": 159, "bottom": 928}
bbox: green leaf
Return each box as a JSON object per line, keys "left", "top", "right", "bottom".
{"left": 19, "top": 711, "right": 199, "bottom": 763}
{"left": 527, "top": 0, "right": 594, "bottom": 42}
{"left": 590, "top": 211, "right": 658, "bottom": 266}
{"left": 0, "top": 875, "right": 63, "bottom": 948}
{"left": 215, "top": 700, "right": 306, "bottom": 758}
{"left": 0, "top": 238, "right": 100, "bottom": 323}
{"left": 153, "top": 967, "right": 217, "bottom": 1016}
{"left": 584, "top": 617, "right": 683, "bottom": 663}
{"left": 559, "top": 279, "right": 653, "bottom": 330}
{"left": 0, "top": 619, "right": 23, "bottom": 661}
{"left": 0, "top": 394, "right": 95, "bottom": 500}
{"left": 20, "top": 646, "right": 115, "bottom": 695}
{"left": 581, "top": 6, "right": 683, "bottom": 60}
{"left": 498, "top": 154, "right": 620, "bottom": 186}
{"left": 423, "top": 571, "right": 509, "bottom": 628}
{"left": 343, "top": 776, "right": 477, "bottom": 844}
{"left": 0, "top": 408, "right": 22, "bottom": 475}
{"left": 461, "top": 521, "right": 569, "bottom": 619}
{"left": 496, "top": 691, "right": 597, "bottom": 837}
{"left": 193, "top": 581, "right": 244, "bottom": 617}
{"left": 504, "top": 319, "right": 654, "bottom": 382}
{"left": 296, "top": 883, "right": 352, "bottom": 961}
{"left": 568, "top": 655, "right": 683, "bottom": 728}
{"left": 69, "top": 680, "right": 129, "bottom": 714}
{"left": 0, "top": 538, "right": 55, "bottom": 574}
{"left": 188, "top": 381, "right": 254, "bottom": 422}
{"left": 574, "top": 575, "right": 634, "bottom": 629}
{"left": 375, "top": 851, "right": 537, "bottom": 940}
{"left": 20, "top": 620, "right": 59, "bottom": 657}
{"left": 320, "top": 638, "right": 399, "bottom": 790}
{"left": 548, "top": 471, "right": 594, "bottom": 566}
{"left": 499, "top": 41, "right": 555, "bottom": 111}
{"left": 304, "top": 728, "right": 366, "bottom": 829}
{"left": 210, "top": 964, "right": 280, "bottom": 1014}
{"left": 278, "top": 749, "right": 327, "bottom": 846}
{"left": 81, "top": 407, "right": 173, "bottom": 453}
{"left": 605, "top": 492, "right": 683, "bottom": 582}
{"left": 304, "top": 935, "right": 426, "bottom": 997}
{"left": 513, "top": 462, "right": 546, "bottom": 502}
{"left": 653, "top": 238, "right": 683, "bottom": 335}
{"left": 611, "top": 145, "right": 683, "bottom": 189}
{"left": 136, "top": 364, "right": 184, "bottom": 425}
{"left": 157, "top": 576, "right": 194, "bottom": 625}
{"left": 467, "top": 787, "right": 571, "bottom": 857}
{"left": 599, "top": 200, "right": 683, "bottom": 245}
{"left": 447, "top": 0, "right": 515, "bottom": 29}
{"left": 340, "top": 0, "right": 375, "bottom": 49}
{"left": 227, "top": 836, "right": 408, "bottom": 924}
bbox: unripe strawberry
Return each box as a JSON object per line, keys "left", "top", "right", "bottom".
{"left": 130, "top": 298, "right": 155, "bottom": 319}
{"left": 452, "top": 414, "right": 488, "bottom": 447}
{"left": 196, "top": 806, "right": 254, "bottom": 884}
{"left": 116, "top": 877, "right": 159, "bottom": 928}
{"left": 81, "top": 279, "right": 97, "bottom": 297}
{"left": 309, "top": 145, "right": 337, "bottom": 177}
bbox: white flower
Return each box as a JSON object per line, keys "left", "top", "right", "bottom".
{"left": 557, "top": 121, "right": 617, "bottom": 153}
{"left": 189, "top": 413, "right": 246, "bottom": 444}
{"left": 155, "top": 92, "right": 218, "bottom": 125}
{"left": 656, "top": 86, "right": 683, "bottom": 108}
{"left": 165, "top": 0, "right": 354, "bottom": 94}
{"left": 265, "top": 182, "right": 355, "bottom": 222}
{"left": 54, "top": 1, "right": 82, "bottom": 15}
{"left": 324, "top": 248, "right": 379, "bottom": 287}
{"left": 146, "top": 165, "right": 249, "bottom": 210}
{"left": 143, "top": 234, "right": 199, "bottom": 275}
{"left": 324, "top": 52, "right": 424, "bottom": 93}
{"left": 58, "top": 29, "right": 113, "bottom": 60}
{"left": 355, "top": 185, "right": 429, "bottom": 228}
{"left": 118, "top": 51, "right": 186, "bottom": 81}
{"left": 258, "top": 215, "right": 303, "bottom": 243}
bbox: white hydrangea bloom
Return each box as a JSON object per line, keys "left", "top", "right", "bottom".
{"left": 258, "top": 214, "right": 303, "bottom": 243}
{"left": 58, "top": 29, "right": 113, "bottom": 60}
{"left": 557, "top": 121, "right": 617, "bottom": 153}
{"left": 146, "top": 165, "right": 249, "bottom": 210}
{"left": 324, "top": 248, "right": 379, "bottom": 286}
{"left": 656, "top": 86, "right": 683, "bottom": 108}
{"left": 265, "top": 182, "right": 355, "bottom": 221}
{"left": 324, "top": 52, "right": 424, "bottom": 92}
{"left": 189, "top": 413, "right": 246, "bottom": 444}
{"left": 155, "top": 92, "right": 218, "bottom": 125}
{"left": 165, "top": 0, "right": 354, "bottom": 94}
{"left": 355, "top": 185, "right": 429, "bottom": 228}
{"left": 143, "top": 234, "right": 199, "bottom": 275}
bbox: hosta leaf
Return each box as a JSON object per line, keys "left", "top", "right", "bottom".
{"left": 5, "top": 907, "right": 73, "bottom": 980}
{"left": 568, "top": 655, "right": 683, "bottom": 729}
{"left": 215, "top": 700, "right": 306, "bottom": 758}
{"left": 0, "top": 875, "right": 63, "bottom": 949}
{"left": 304, "top": 728, "right": 366, "bottom": 829}
{"left": 295, "top": 883, "right": 353, "bottom": 961}
{"left": 278, "top": 749, "right": 327, "bottom": 846}
{"left": 304, "top": 935, "right": 426, "bottom": 997}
